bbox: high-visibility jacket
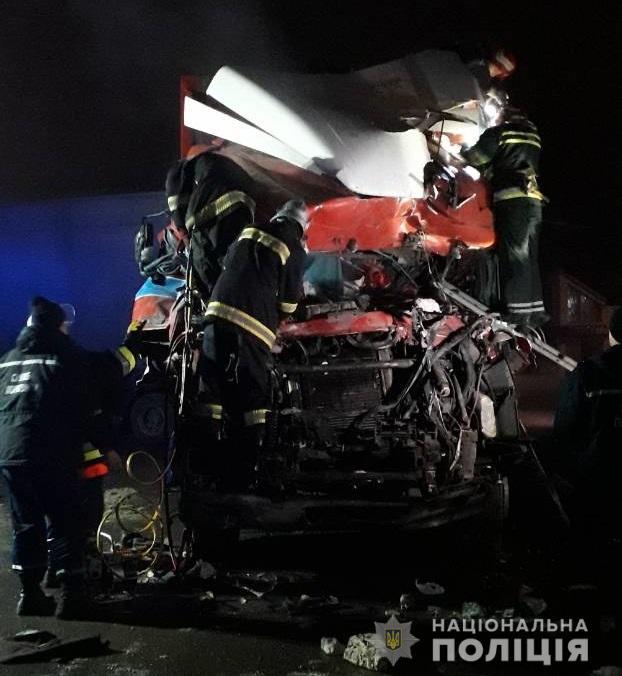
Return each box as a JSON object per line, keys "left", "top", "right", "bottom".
{"left": 463, "top": 115, "right": 545, "bottom": 204}
{"left": 205, "top": 218, "right": 307, "bottom": 349}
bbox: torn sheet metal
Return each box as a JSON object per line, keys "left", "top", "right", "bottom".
{"left": 305, "top": 167, "right": 494, "bottom": 256}
{"left": 206, "top": 67, "right": 431, "bottom": 198}
{"left": 354, "top": 49, "right": 484, "bottom": 133}
{"left": 210, "top": 143, "right": 351, "bottom": 217}
{"left": 184, "top": 96, "right": 319, "bottom": 174}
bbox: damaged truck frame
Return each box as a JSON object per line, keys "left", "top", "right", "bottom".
{"left": 129, "top": 51, "right": 562, "bottom": 561}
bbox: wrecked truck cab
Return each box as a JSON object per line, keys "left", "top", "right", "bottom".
{"left": 128, "top": 50, "right": 530, "bottom": 547}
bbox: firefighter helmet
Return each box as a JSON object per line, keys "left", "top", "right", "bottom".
{"left": 488, "top": 49, "right": 517, "bottom": 80}
{"left": 271, "top": 199, "right": 309, "bottom": 234}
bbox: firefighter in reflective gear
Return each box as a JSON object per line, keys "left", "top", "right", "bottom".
{"left": 200, "top": 200, "right": 308, "bottom": 487}
{"left": 165, "top": 150, "right": 256, "bottom": 297}
{"left": 80, "top": 324, "right": 141, "bottom": 529}
{"left": 44, "top": 320, "right": 140, "bottom": 591}
{"left": 462, "top": 106, "right": 547, "bottom": 328}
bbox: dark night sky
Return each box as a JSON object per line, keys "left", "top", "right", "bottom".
{"left": 1, "top": 1, "right": 619, "bottom": 297}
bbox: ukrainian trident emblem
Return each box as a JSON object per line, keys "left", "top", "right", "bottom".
{"left": 385, "top": 628, "right": 401, "bottom": 650}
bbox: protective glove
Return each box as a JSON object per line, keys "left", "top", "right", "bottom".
{"left": 105, "top": 449, "right": 123, "bottom": 473}
{"left": 122, "top": 320, "right": 146, "bottom": 357}
{"left": 270, "top": 199, "right": 308, "bottom": 234}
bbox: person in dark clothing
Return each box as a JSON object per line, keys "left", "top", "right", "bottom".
{"left": 44, "top": 327, "right": 141, "bottom": 590}
{"left": 462, "top": 106, "right": 547, "bottom": 329}
{"left": 0, "top": 298, "right": 90, "bottom": 616}
{"left": 165, "top": 150, "right": 256, "bottom": 297}
{"left": 550, "top": 308, "right": 622, "bottom": 596}
{"left": 553, "top": 307, "right": 622, "bottom": 537}
{"left": 200, "top": 200, "right": 308, "bottom": 488}
{"left": 0, "top": 298, "right": 142, "bottom": 618}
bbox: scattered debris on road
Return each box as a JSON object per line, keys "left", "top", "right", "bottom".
{"left": 320, "top": 636, "right": 344, "bottom": 656}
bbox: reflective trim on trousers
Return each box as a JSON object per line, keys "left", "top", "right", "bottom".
{"left": 205, "top": 302, "right": 276, "bottom": 349}
{"left": 243, "top": 409, "right": 270, "bottom": 426}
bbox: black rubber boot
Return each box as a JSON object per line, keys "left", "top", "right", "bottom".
{"left": 56, "top": 575, "right": 92, "bottom": 620}
{"left": 17, "top": 570, "right": 56, "bottom": 616}
{"left": 43, "top": 567, "right": 61, "bottom": 589}
{"left": 255, "top": 452, "right": 289, "bottom": 499}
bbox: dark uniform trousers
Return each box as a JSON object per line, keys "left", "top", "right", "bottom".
{"left": 494, "top": 197, "right": 544, "bottom": 320}
{"left": 201, "top": 319, "right": 272, "bottom": 428}
{"left": 1, "top": 465, "right": 83, "bottom": 580}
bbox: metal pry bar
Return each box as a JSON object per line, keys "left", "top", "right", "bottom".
{"left": 437, "top": 281, "right": 577, "bottom": 372}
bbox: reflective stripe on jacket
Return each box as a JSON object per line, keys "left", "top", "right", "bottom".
{"left": 81, "top": 441, "right": 109, "bottom": 480}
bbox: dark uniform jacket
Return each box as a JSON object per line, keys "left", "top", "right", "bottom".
{"left": 79, "top": 346, "right": 136, "bottom": 479}
{"left": 553, "top": 344, "right": 622, "bottom": 524}
{"left": 166, "top": 152, "right": 256, "bottom": 294}
{"left": 0, "top": 326, "right": 90, "bottom": 470}
{"left": 205, "top": 218, "right": 307, "bottom": 349}
{"left": 463, "top": 115, "right": 544, "bottom": 204}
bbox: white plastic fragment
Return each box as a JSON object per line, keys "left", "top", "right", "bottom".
{"left": 343, "top": 634, "right": 390, "bottom": 672}
{"left": 320, "top": 637, "right": 344, "bottom": 656}
{"left": 415, "top": 579, "right": 445, "bottom": 596}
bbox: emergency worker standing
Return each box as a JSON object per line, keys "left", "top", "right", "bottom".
{"left": 462, "top": 105, "right": 547, "bottom": 329}
{"left": 0, "top": 298, "right": 142, "bottom": 618}
{"left": 0, "top": 298, "right": 89, "bottom": 617}
{"left": 201, "top": 200, "right": 308, "bottom": 487}
{"left": 165, "top": 150, "right": 256, "bottom": 297}
{"left": 79, "top": 321, "right": 143, "bottom": 537}
{"left": 553, "top": 307, "right": 622, "bottom": 544}
{"left": 44, "top": 317, "right": 141, "bottom": 591}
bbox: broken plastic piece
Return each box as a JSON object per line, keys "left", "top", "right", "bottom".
{"left": 296, "top": 594, "right": 339, "bottom": 611}
{"left": 321, "top": 637, "right": 344, "bottom": 656}
{"left": 415, "top": 579, "right": 445, "bottom": 596}
{"left": 343, "top": 634, "right": 390, "bottom": 672}
{"left": 520, "top": 596, "right": 547, "bottom": 617}
{"left": 0, "top": 635, "right": 109, "bottom": 664}
{"left": 11, "top": 630, "right": 56, "bottom": 644}
{"left": 461, "top": 601, "right": 485, "bottom": 619}
{"left": 227, "top": 571, "right": 278, "bottom": 598}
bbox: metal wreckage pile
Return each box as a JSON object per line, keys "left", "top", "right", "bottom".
{"left": 93, "top": 50, "right": 576, "bottom": 605}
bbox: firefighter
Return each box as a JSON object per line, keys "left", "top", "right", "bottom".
{"left": 0, "top": 298, "right": 89, "bottom": 617}
{"left": 165, "top": 149, "right": 256, "bottom": 297}
{"left": 200, "top": 200, "right": 308, "bottom": 489}
{"left": 462, "top": 104, "right": 548, "bottom": 329}
{"left": 0, "top": 298, "right": 141, "bottom": 618}
{"left": 44, "top": 320, "right": 143, "bottom": 591}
